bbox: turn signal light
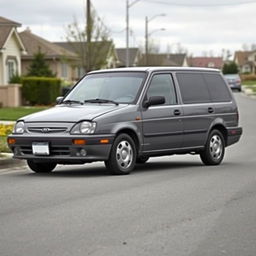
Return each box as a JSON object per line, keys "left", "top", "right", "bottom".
{"left": 73, "top": 139, "right": 86, "bottom": 145}
{"left": 7, "top": 138, "right": 16, "bottom": 144}
{"left": 100, "top": 139, "right": 109, "bottom": 144}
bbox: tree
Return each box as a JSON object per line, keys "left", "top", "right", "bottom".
{"left": 27, "top": 49, "right": 55, "bottom": 77}
{"left": 65, "top": 2, "right": 110, "bottom": 72}
{"left": 222, "top": 62, "right": 239, "bottom": 74}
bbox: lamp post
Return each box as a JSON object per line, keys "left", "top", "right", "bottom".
{"left": 126, "top": 0, "right": 141, "bottom": 67}
{"left": 145, "top": 14, "right": 166, "bottom": 65}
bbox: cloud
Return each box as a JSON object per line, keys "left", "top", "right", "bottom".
{"left": 1, "top": 0, "right": 256, "bottom": 55}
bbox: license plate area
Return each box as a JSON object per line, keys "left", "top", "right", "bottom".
{"left": 32, "top": 142, "right": 50, "bottom": 156}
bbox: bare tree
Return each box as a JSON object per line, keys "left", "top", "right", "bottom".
{"left": 65, "top": 4, "right": 111, "bottom": 72}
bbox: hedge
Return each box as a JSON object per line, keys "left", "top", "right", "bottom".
{"left": 240, "top": 74, "right": 256, "bottom": 82}
{"left": 22, "top": 77, "right": 61, "bottom": 105}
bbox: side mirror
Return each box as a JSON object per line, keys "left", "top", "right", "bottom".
{"left": 56, "top": 96, "right": 64, "bottom": 104}
{"left": 143, "top": 96, "right": 165, "bottom": 108}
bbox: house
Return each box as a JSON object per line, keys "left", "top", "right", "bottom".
{"left": 188, "top": 57, "right": 223, "bottom": 69}
{"left": 0, "top": 16, "right": 26, "bottom": 107}
{"left": 115, "top": 48, "right": 141, "bottom": 67}
{"left": 234, "top": 51, "right": 256, "bottom": 74}
{"left": 138, "top": 53, "right": 188, "bottom": 67}
{"left": 55, "top": 41, "right": 117, "bottom": 74}
{"left": 19, "top": 29, "right": 79, "bottom": 81}
{"left": 0, "top": 17, "right": 26, "bottom": 85}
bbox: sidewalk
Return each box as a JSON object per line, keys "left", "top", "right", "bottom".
{"left": 0, "top": 120, "right": 15, "bottom": 125}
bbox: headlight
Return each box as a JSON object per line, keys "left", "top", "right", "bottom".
{"left": 71, "top": 121, "right": 96, "bottom": 134}
{"left": 14, "top": 121, "right": 25, "bottom": 134}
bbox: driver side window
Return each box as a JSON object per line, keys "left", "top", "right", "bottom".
{"left": 146, "top": 74, "right": 177, "bottom": 105}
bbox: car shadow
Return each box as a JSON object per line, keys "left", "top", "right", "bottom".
{"left": 22, "top": 160, "right": 207, "bottom": 178}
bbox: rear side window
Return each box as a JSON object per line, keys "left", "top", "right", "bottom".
{"left": 176, "top": 73, "right": 211, "bottom": 104}
{"left": 203, "top": 73, "right": 232, "bottom": 102}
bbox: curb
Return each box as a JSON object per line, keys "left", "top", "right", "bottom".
{"left": 242, "top": 86, "right": 256, "bottom": 99}
{"left": 0, "top": 155, "right": 25, "bottom": 170}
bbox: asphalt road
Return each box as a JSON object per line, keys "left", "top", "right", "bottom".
{"left": 1, "top": 93, "right": 256, "bottom": 256}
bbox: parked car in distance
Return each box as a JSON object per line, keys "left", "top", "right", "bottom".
{"left": 224, "top": 74, "right": 242, "bottom": 92}
{"left": 8, "top": 67, "right": 242, "bottom": 175}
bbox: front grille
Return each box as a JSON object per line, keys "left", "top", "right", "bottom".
{"left": 20, "top": 146, "right": 70, "bottom": 156}
{"left": 27, "top": 127, "right": 67, "bottom": 134}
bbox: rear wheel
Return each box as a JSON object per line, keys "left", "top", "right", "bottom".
{"left": 200, "top": 129, "right": 225, "bottom": 165}
{"left": 27, "top": 160, "right": 56, "bottom": 173}
{"left": 105, "top": 134, "right": 136, "bottom": 175}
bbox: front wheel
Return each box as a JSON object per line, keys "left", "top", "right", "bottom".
{"left": 105, "top": 134, "right": 136, "bottom": 175}
{"left": 200, "top": 129, "right": 225, "bottom": 165}
{"left": 27, "top": 160, "right": 57, "bottom": 173}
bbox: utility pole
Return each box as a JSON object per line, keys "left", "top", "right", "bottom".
{"left": 126, "top": 0, "right": 129, "bottom": 67}
{"left": 86, "top": 0, "right": 91, "bottom": 72}
{"left": 145, "top": 13, "right": 166, "bottom": 66}
{"left": 126, "top": 0, "right": 141, "bottom": 67}
{"left": 145, "top": 16, "right": 148, "bottom": 66}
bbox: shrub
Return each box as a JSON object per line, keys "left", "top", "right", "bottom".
{"left": 240, "top": 74, "right": 256, "bottom": 82}
{"left": 9, "top": 73, "right": 22, "bottom": 84}
{"left": 22, "top": 77, "right": 61, "bottom": 105}
{"left": 0, "top": 124, "right": 14, "bottom": 153}
{"left": 222, "top": 62, "right": 238, "bottom": 74}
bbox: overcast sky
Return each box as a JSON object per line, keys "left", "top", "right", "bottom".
{"left": 1, "top": 0, "right": 256, "bottom": 56}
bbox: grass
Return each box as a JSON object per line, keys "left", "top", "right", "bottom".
{"left": 242, "top": 80, "right": 256, "bottom": 86}
{"left": 0, "top": 107, "right": 48, "bottom": 121}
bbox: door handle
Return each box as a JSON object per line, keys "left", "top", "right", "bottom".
{"left": 208, "top": 107, "right": 214, "bottom": 113}
{"left": 174, "top": 109, "right": 181, "bottom": 116}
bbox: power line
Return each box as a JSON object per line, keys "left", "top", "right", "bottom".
{"left": 144, "top": 0, "right": 256, "bottom": 7}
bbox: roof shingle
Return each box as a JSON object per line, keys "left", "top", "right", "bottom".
{"left": 0, "top": 16, "right": 21, "bottom": 27}
{"left": 19, "top": 30, "right": 78, "bottom": 59}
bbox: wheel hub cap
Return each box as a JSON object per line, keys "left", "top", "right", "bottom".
{"left": 116, "top": 140, "right": 133, "bottom": 169}
{"left": 210, "top": 135, "right": 223, "bottom": 160}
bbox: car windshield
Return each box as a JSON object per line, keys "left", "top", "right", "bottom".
{"left": 224, "top": 74, "right": 240, "bottom": 80}
{"left": 64, "top": 72, "right": 146, "bottom": 104}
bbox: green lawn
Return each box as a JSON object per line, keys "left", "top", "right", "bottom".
{"left": 242, "top": 80, "right": 256, "bottom": 86}
{"left": 0, "top": 107, "right": 48, "bottom": 121}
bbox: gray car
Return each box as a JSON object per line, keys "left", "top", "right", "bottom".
{"left": 224, "top": 74, "right": 242, "bottom": 92}
{"left": 8, "top": 67, "right": 242, "bottom": 174}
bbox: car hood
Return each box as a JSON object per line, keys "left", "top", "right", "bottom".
{"left": 22, "top": 104, "right": 128, "bottom": 123}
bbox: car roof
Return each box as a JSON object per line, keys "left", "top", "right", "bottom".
{"left": 88, "top": 66, "right": 220, "bottom": 74}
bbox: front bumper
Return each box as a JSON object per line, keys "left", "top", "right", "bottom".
{"left": 226, "top": 127, "right": 242, "bottom": 146}
{"left": 7, "top": 134, "right": 114, "bottom": 164}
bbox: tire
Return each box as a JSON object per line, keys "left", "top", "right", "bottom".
{"left": 200, "top": 129, "right": 225, "bottom": 166}
{"left": 136, "top": 156, "right": 149, "bottom": 164}
{"left": 27, "top": 160, "right": 56, "bottom": 173}
{"left": 105, "top": 134, "right": 136, "bottom": 175}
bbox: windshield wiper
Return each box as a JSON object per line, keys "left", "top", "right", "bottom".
{"left": 84, "top": 98, "right": 119, "bottom": 106}
{"left": 62, "top": 100, "right": 83, "bottom": 105}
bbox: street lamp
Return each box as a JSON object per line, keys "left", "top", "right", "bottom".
{"left": 145, "top": 14, "right": 166, "bottom": 65}
{"left": 126, "top": 0, "right": 141, "bottom": 67}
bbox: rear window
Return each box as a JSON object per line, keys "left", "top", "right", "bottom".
{"left": 176, "top": 73, "right": 211, "bottom": 104}
{"left": 203, "top": 73, "right": 232, "bottom": 102}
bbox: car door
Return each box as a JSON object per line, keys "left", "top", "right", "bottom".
{"left": 141, "top": 73, "right": 183, "bottom": 152}
{"left": 175, "top": 72, "right": 215, "bottom": 148}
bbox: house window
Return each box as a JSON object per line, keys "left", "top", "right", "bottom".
{"left": 76, "top": 67, "right": 85, "bottom": 79}
{"left": 61, "top": 63, "right": 68, "bottom": 78}
{"left": 7, "top": 59, "right": 17, "bottom": 82}
{"left": 208, "top": 62, "right": 215, "bottom": 68}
